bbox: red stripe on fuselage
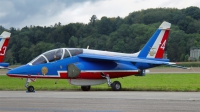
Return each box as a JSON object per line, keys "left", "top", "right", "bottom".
{"left": 155, "top": 30, "right": 170, "bottom": 58}
{"left": 7, "top": 71, "right": 139, "bottom": 79}
{"left": 77, "top": 72, "right": 138, "bottom": 79}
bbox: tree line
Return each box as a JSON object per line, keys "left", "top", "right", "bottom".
{"left": 1, "top": 6, "right": 200, "bottom": 64}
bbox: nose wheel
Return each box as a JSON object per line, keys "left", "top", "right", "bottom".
{"left": 27, "top": 86, "right": 35, "bottom": 92}
{"left": 25, "top": 78, "right": 35, "bottom": 92}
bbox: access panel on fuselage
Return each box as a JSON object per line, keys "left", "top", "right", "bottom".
{"left": 67, "top": 64, "right": 80, "bottom": 78}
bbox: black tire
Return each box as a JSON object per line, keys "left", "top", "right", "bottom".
{"left": 111, "top": 81, "right": 121, "bottom": 91}
{"left": 27, "top": 86, "right": 35, "bottom": 92}
{"left": 81, "top": 86, "right": 91, "bottom": 91}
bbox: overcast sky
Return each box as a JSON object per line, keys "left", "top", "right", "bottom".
{"left": 1, "top": 0, "right": 200, "bottom": 29}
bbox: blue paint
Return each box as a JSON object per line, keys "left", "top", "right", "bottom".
{"left": 138, "top": 29, "right": 161, "bottom": 58}
{"left": 0, "top": 62, "right": 9, "bottom": 67}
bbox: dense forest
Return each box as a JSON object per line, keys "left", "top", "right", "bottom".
{"left": 1, "top": 6, "right": 200, "bottom": 65}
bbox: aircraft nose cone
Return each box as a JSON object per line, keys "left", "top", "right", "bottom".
{"left": 7, "top": 67, "right": 19, "bottom": 77}
{"left": 7, "top": 64, "right": 31, "bottom": 77}
{"left": 7, "top": 69, "right": 15, "bottom": 75}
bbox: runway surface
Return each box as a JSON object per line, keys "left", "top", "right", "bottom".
{"left": 1, "top": 91, "right": 200, "bottom": 112}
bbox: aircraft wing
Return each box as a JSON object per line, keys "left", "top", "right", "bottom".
{"left": 78, "top": 53, "right": 189, "bottom": 69}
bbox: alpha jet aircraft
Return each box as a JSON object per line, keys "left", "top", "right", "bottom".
{"left": 7, "top": 21, "right": 183, "bottom": 92}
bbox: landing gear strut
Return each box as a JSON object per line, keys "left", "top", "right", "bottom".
{"left": 101, "top": 73, "right": 122, "bottom": 91}
{"left": 25, "top": 78, "right": 35, "bottom": 92}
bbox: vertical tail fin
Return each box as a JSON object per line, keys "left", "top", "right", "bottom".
{"left": 0, "top": 31, "right": 11, "bottom": 62}
{"left": 137, "top": 21, "right": 171, "bottom": 59}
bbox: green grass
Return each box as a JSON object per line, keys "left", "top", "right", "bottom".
{"left": 1, "top": 73, "right": 200, "bottom": 91}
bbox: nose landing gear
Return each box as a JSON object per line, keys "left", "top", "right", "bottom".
{"left": 27, "top": 85, "right": 35, "bottom": 92}
{"left": 25, "top": 78, "right": 35, "bottom": 92}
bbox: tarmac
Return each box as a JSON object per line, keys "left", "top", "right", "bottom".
{"left": 1, "top": 91, "right": 200, "bottom": 112}
{"left": 1, "top": 67, "right": 200, "bottom": 112}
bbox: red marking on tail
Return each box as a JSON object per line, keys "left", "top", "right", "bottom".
{"left": 155, "top": 30, "right": 170, "bottom": 58}
{"left": 0, "top": 38, "right": 9, "bottom": 62}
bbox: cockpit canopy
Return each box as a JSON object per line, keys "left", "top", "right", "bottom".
{"left": 29, "top": 48, "right": 83, "bottom": 65}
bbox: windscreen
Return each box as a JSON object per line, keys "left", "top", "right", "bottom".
{"left": 29, "top": 48, "right": 64, "bottom": 65}
{"left": 32, "top": 56, "right": 47, "bottom": 65}
{"left": 63, "top": 49, "right": 70, "bottom": 58}
{"left": 43, "top": 48, "right": 63, "bottom": 62}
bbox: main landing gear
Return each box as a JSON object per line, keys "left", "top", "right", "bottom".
{"left": 101, "top": 73, "right": 122, "bottom": 91}
{"left": 81, "top": 85, "right": 91, "bottom": 91}
{"left": 25, "top": 78, "right": 35, "bottom": 92}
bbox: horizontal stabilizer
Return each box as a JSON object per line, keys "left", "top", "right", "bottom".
{"left": 165, "top": 63, "right": 190, "bottom": 69}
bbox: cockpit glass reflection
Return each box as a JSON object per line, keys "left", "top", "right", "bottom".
{"left": 32, "top": 56, "right": 47, "bottom": 65}
{"left": 29, "top": 48, "right": 64, "bottom": 65}
{"left": 43, "top": 48, "right": 63, "bottom": 62}
{"left": 68, "top": 48, "right": 83, "bottom": 56}
{"left": 63, "top": 49, "right": 70, "bottom": 58}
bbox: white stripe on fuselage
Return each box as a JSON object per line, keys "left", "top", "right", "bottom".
{"left": 83, "top": 49, "right": 139, "bottom": 57}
